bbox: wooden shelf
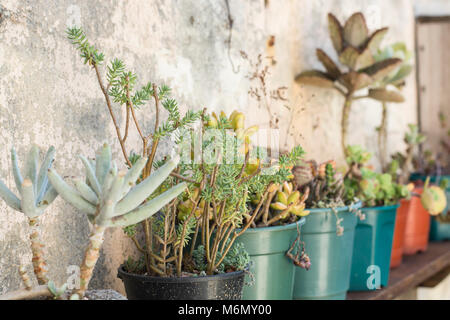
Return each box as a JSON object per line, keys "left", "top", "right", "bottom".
{"left": 347, "top": 241, "right": 450, "bottom": 300}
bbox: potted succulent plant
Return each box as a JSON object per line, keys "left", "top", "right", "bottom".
{"left": 345, "top": 145, "right": 412, "bottom": 291}
{"left": 291, "top": 157, "right": 362, "bottom": 300}
{"left": 295, "top": 12, "right": 404, "bottom": 159}
{"left": 67, "top": 28, "right": 309, "bottom": 300}
{"left": 410, "top": 113, "right": 450, "bottom": 241}
{"left": 202, "top": 111, "right": 309, "bottom": 300}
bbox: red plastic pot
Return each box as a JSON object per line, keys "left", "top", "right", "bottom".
{"left": 403, "top": 188, "right": 430, "bottom": 255}
{"left": 390, "top": 199, "right": 409, "bottom": 268}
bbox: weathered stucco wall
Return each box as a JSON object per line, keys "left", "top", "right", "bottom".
{"left": 0, "top": 0, "right": 417, "bottom": 294}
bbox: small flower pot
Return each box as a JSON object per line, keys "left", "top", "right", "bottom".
{"left": 390, "top": 200, "right": 409, "bottom": 268}
{"left": 235, "top": 218, "right": 306, "bottom": 300}
{"left": 410, "top": 173, "right": 450, "bottom": 241}
{"left": 403, "top": 188, "right": 430, "bottom": 255}
{"left": 349, "top": 204, "right": 398, "bottom": 291}
{"left": 117, "top": 265, "right": 245, "bottom": 300}
{"left": 292, "top": 203, "right": 361, "bottom": 300}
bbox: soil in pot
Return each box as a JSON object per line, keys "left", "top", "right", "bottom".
{"left": 235, "top": 218, "right": 306, "bottom": 300}
{"left": 349, "top": 204, "right": 398, "bottom": 291}
{"left": 117, "top": 266, "right": 245, "bottom": 300}
{"left": 390, "top": 200, "right": 409, "bottom": 268}
{"left": 293, "top": 203, "right": 361, "bottom": 300}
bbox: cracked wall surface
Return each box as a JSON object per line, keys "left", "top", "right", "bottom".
{"left": 0, "top": 0, "right": 416, "bottom": 294}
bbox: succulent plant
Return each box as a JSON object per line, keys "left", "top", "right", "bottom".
{"left": 293, "top": 160, "right": 346, "bottom": 208}
{"left": 47, "top": 143, "right": 186, "bottom": 298}
{"left": 0, "top": 145, "right": 58, "bottom": 285}
{"left": 389, "top": 124, "right": 426, "bottom": 184}
{"left": 373, "top": 42, "right": 413, "bottom": 170}
{"left": 295, "top": 12, "right": 404, "bottom": 157}
{"left": 206, "top": 110, "right": 259, "bottom": 155}
{"left": 344, "top": 145, "right": 412, "bottom": 207}
{"left": 270, "top": 181, "right": 310, "bottom": 221}
{"left": 421, "top": 177, "right": 447, "bottom": 216}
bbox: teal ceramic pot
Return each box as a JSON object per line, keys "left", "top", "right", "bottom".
{"left": 236, "top": 218, "right": 306, "bottom": 300}
{"left": 410, "top": 173, "right": 450, "bottom": 241}
{"left": 349, "top": 204, "right": 398, "bottom": 291}
{"left": 293, "top": 202, "right": 361, "bottom": 300}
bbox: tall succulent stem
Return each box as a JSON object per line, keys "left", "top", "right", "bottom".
{"left": 74, "top": 224, "right": 106, "bottom": 297}
{"left": 341, "top": 94, "right": 353, "bottom": 159}
{"left": 28, "top": 218, "right": 48, "bottom": 285}
{"left": 378, "top": 102, "right": 388, "bottom": 171}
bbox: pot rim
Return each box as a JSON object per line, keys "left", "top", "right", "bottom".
{"left": 117, "top": 264, "right": 246, "bottom": 283}
{"left": 236, "top": 216, "right": 306, "bottom": 234}
{"left": 361, "top": 203, "right": 400, "bottom": 211}
{"left": 306, "top": 201, "right": 362, "bottom": 214}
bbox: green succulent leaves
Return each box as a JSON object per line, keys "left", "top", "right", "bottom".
{"left": 47, "top": 143, "right": 186, "bottom": 228}
{"left": 0, "top": 145, "right": 58, "bottom": 218}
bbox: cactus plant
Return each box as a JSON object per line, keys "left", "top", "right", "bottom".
{"left": 295, "top": 12, "right": 405, "bottom": 158}
{"left": 47, "top": 143, "right": 186, "bottom": 298}
{"left": 0, "top": 145, "right": 58, "bottom": 285}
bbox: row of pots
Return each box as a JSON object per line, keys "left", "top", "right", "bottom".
{"left": 117, "top": 174, "right": 450, "bottom": 300}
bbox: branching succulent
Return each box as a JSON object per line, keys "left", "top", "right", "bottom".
{"left": 295, "top": 12, "right": 404, "bottom": 158}
{"left": 389, "top": 124, "right": 426, "bottom": 184}
{"left": 345, "top": 145, "right": 411, "bottom": 207}
{"left": 0, "top": 145, "right": 58, "bottom": 285}
{"left": 67, "top": 26, "right": 201, "bottom": 279}
{"left": 374, "top": 42, "right": 413, "bottom": 170}
{"left": 47, "top": 143, "right": 186, "bottom": 298}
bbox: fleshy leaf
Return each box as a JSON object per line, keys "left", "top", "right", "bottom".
{"left": 295, "top": 70, "right": 335, "bottom": 88}
{"left": 316, "top": 49, "right": 341, "bottom": 79}
{"left": 338, "top": 72, "right": 373, "bottom": 92}
{"left": 365, "top": 27, "right": 388, "bottom": 54}
{"left": 360, "top": 58, "right": 402, "bottom": 82}
{"left": 328, "top": 13, "right": 344, "bottom": 53}
{"left": 343, "top": 12, "right": 369, "bottom": 48}
{"left": 368, "top": 88, "right": 405, "bottom": 102}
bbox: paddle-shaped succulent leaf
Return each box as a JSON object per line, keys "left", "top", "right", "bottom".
{"left": 47, "top": 143, "right": 186, "bottom": 298}
{"left": 0, "top": 145, "right": 57, "bottom": 285}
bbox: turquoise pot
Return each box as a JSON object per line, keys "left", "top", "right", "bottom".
{"left": 293, "top": 202, "right": 361, "bottom": 300}
{"left": 236, "top": 218, "right": 306, "bottom": 300}
{"left": 410, "top": 173, "right": 450, "bottom": 241}
{"left": 349, "top": 204, "right": 398, "bottom": 291}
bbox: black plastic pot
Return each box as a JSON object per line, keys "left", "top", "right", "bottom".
{"left": 117, "top": 265, "right": 245, "bottom": 300}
